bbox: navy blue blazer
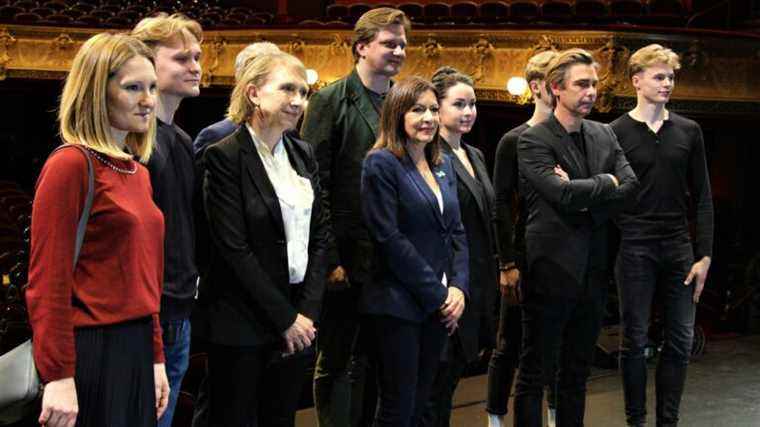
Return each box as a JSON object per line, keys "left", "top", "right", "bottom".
{"left": 360, "top": 148, "right": 469, "bottom": 323}
{"left": 193, "top": 118, "right": 237, "bottom": 158}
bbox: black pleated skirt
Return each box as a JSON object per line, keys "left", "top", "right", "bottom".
{"left": 74, "top": 316, "right": 156, "bottom": 427}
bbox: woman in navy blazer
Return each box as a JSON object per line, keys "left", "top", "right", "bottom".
{"left": 361, "top": 76, "right": 469, "bottom": 427}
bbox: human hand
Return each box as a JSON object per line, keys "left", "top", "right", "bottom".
{"left": 684, "top": 256, "right": 711, "bottom": 303}
{"left": 39, "top": 377, "right": 78, "bottom": 427}
{"left": 440, "top": 287, "right": 466, "bottom": 335}
{"left": 608, "top": 174, "right": 619, "bottom": 187}
{"left": 282, "top": 313, "right": 317, "bottom": 355}
{"left": 154, "top": 363, "right": 170, "bottom": 420}
{"left": 499, "top": 268, "right": 520, "bottom": 295}
{"left": 554, "top": 165, "right": 569, "bottom": 182}
{"left": 326, "top": 265, "right": 349, "bottom": 291}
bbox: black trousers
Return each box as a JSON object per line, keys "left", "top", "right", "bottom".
{"left": 206, "top": 342, "right": 310, "bottom": 427}
{"left": 74, "top": 317, "right": 156, "bottom": 427}
{"left": 514, "top": 279, "right": 607, "bottom": 427}
{"left": 616, "top": 236, "right": 695, "bottom": 427}
{"left": 486, "top": 294, "right": 522, "bottom": 416}
{"left": 420, "top": 335, "right": 468, "bottom": 427}
{"left": 366, "top": 314, "right": 448, "bottom": 427}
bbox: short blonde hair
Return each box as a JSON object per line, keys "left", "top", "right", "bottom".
{"left": 131, "top": 13, "right": 203, "bottom": 50}
{"left": 525, "top": 50, "right": 559, "bottom": 83}
{"left": 628, "top": 44, "right": 681, "bottom": 78}
{"left": 544, "top": 48, "right": 599, "bottom": 106}
{"left": 59, "top": 33, "right": 156, "bottom": 162}
{"left": 234, "top": 42, "right": 281, "bottom": 82}
{"left": 352, "top": 8, "right": 411, "bottom": 62}
{"left": 227, "top": 52, "right": 307, "bottom": 124}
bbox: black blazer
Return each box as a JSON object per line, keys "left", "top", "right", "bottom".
{"left": 518, "top": 115, "right": 638, "bottom": 295}
{"left": 193, "top": 127, "right": 329, "bottom": 347}
{"left": 441, "top": 141, "right": 498, "bottom": 362}
{"left": 360, "top": 149, "right": 469, "bottom": 323}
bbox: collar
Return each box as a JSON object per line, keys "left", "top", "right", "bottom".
{"left": 246, "top": 123, "right": 284, "bottom": 158}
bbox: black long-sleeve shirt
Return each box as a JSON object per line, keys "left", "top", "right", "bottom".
{"left": 493, "top": 123, "right": 529, "bottom": 268}
{"left": 610, "top": 112, "right": 714, "bottom": 259}
{"left": 147, "top": 119, "right": 199, "bottom": 320}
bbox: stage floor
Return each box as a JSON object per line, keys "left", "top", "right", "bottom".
{"left": 296, "top": 334, "right": 760, "bottom": 426}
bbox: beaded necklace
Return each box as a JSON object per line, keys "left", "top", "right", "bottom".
{"left": 87, "top": 147, "right": 137, "bottom": 175}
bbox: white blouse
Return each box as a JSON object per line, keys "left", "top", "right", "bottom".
{"left": 247, "top": 125, "right": 314, "bottom": 284}
{"left": 432, "top": 186, "right": 447, "bottom": 287}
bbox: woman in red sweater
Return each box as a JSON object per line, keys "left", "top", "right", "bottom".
{"left": 26, "top": 33, "right": 169, "bottom": 427}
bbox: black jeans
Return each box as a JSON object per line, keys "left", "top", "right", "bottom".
{"left": 366, "top": 314, "right": 448, "bottom": 427}
{"left": 514, "top": 284, "right": 607, "bottom": 427}
{"left": 487, "top": 294, "right": 557, "bottom": 416}
{"left": 486, "top": 294, "right": 522, "bottom": 415}
{"left": 616, "top": 235, "right": 696, "bottom": 427}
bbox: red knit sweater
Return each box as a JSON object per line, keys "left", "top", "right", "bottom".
{"left": 26, "top": 146, "right": 165, "bottom": 383}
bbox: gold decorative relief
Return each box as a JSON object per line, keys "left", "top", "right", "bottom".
{"left": 49, "top": 33, "right": 75, "bottom": 67}
{"left": 593, "top": 38, "right": 630, "bottom": 112}
{"left": 0, "top": 28, "right": 16, "bottom": 81}
{"left": 421, "top": 36, "right": 442, "bottom": 61}
{"left": 0, "top": 25, "right": 757, "bottom": 110}
{"left": 531, "top": 35, "right": 559, "bottom": 56}
{"left": 328, "top": 33, "right": 349, "bottom": 57}
{"left": 288, "top": 36, "right": 305, "bottom": 55}
{"left": 470, "top": 36, "right": 495, "bottom": 84}
{"left": 201, "top": 36, "right": 226, "bottom": 88}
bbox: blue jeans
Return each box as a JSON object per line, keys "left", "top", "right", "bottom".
{"left": 158, "top": 318, "right": 191, "bottom": 427}
{"left": 616, "top": 235, "right": 695, "bottom": 427}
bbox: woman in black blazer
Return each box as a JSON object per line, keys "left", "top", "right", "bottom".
{"left": 361, "top": 76, "right": 469, "bottom": 427}
{"left": 194, "top": 52, "right": 329, "bottom": 427}
{"left": 422, "top": 67, "right": 498, "bottom": 427}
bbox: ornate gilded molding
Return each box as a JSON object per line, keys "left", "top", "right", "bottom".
{"left": 1, "top": 25, "right": 759, "bottom": 114}
{"left": 201, "top": 36, "right": 226, "bottom": 88}
{"left": 0, "top": 27, "right": 17, "bottom": 81}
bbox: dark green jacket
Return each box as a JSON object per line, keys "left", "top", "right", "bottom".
{"left": 301, "top": 68, "right": 384, "bottom": 286}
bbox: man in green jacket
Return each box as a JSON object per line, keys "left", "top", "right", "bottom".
{"left": 301, "top": 7, "right": 410, "bottom": 427}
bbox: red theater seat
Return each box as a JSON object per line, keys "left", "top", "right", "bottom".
{"left": 575, "top": 0, "right": 609, "bottom": 20}
{"left": 541, "top": 0, "right": 573, "bottom": 23}
{"left": 479, "top": 1, "right": 509, "bottom": 23}
{"left": 610, "top": 0, "right": 645, "bottom": 23}
{"left": 424, "top": 2, "right": 451, "bottom": 24}
{"left": 399, "top": 2, "right": 424, "bottom": 22}
{"left": 451, "top": 1, "right": 478, "bottom": 24}
{"left": 510, "top": 0, "right": 539, "bottom": 22}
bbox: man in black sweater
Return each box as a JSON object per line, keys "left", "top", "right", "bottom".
{"left": 132, "top": 14, "right": 203, "bottom": 427}
{"left": 514, "top": 49, "right": 638, "bottom": 427}
{"left": 611, "top": 44, "right": 713, "bottom": 427}
{"left": 487, "top": 49, "right": 557, "bottom": 427}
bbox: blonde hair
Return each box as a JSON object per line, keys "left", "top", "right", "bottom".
{"left": 59, "top": 33, "right": 156, "bottom": 162}
{"left": 131, "top": 12, "right": 203, "bottom": 50}
{"left": 227, "top": 52, "right": 307, "bottom": 124}
{"left": 544, "top": 48, "right": 599, "bottom": 107}
{"left": 525, "top": 50, "right": 559, "bottom": 83}
{"left": 628, "top": 44, "right": 681, "bottom": 78}
{"left": 352, "top": 7, "right": 411, "bottom": 62}
{"left": 234, "top": 41, "right": 281, "bottom": 82}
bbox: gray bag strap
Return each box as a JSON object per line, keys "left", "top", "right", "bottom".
{"left": 50, "top": 144, "right": 94, "bottom": 267}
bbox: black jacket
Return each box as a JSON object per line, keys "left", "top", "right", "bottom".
{"left": 441, "top": 141, "right": 498, "bottom": 361}
{"left": 518, "top": 115, "right": 638, "bottom": 296}
{"left": 193, "top": 127, "right": 329, "bottom": 347}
